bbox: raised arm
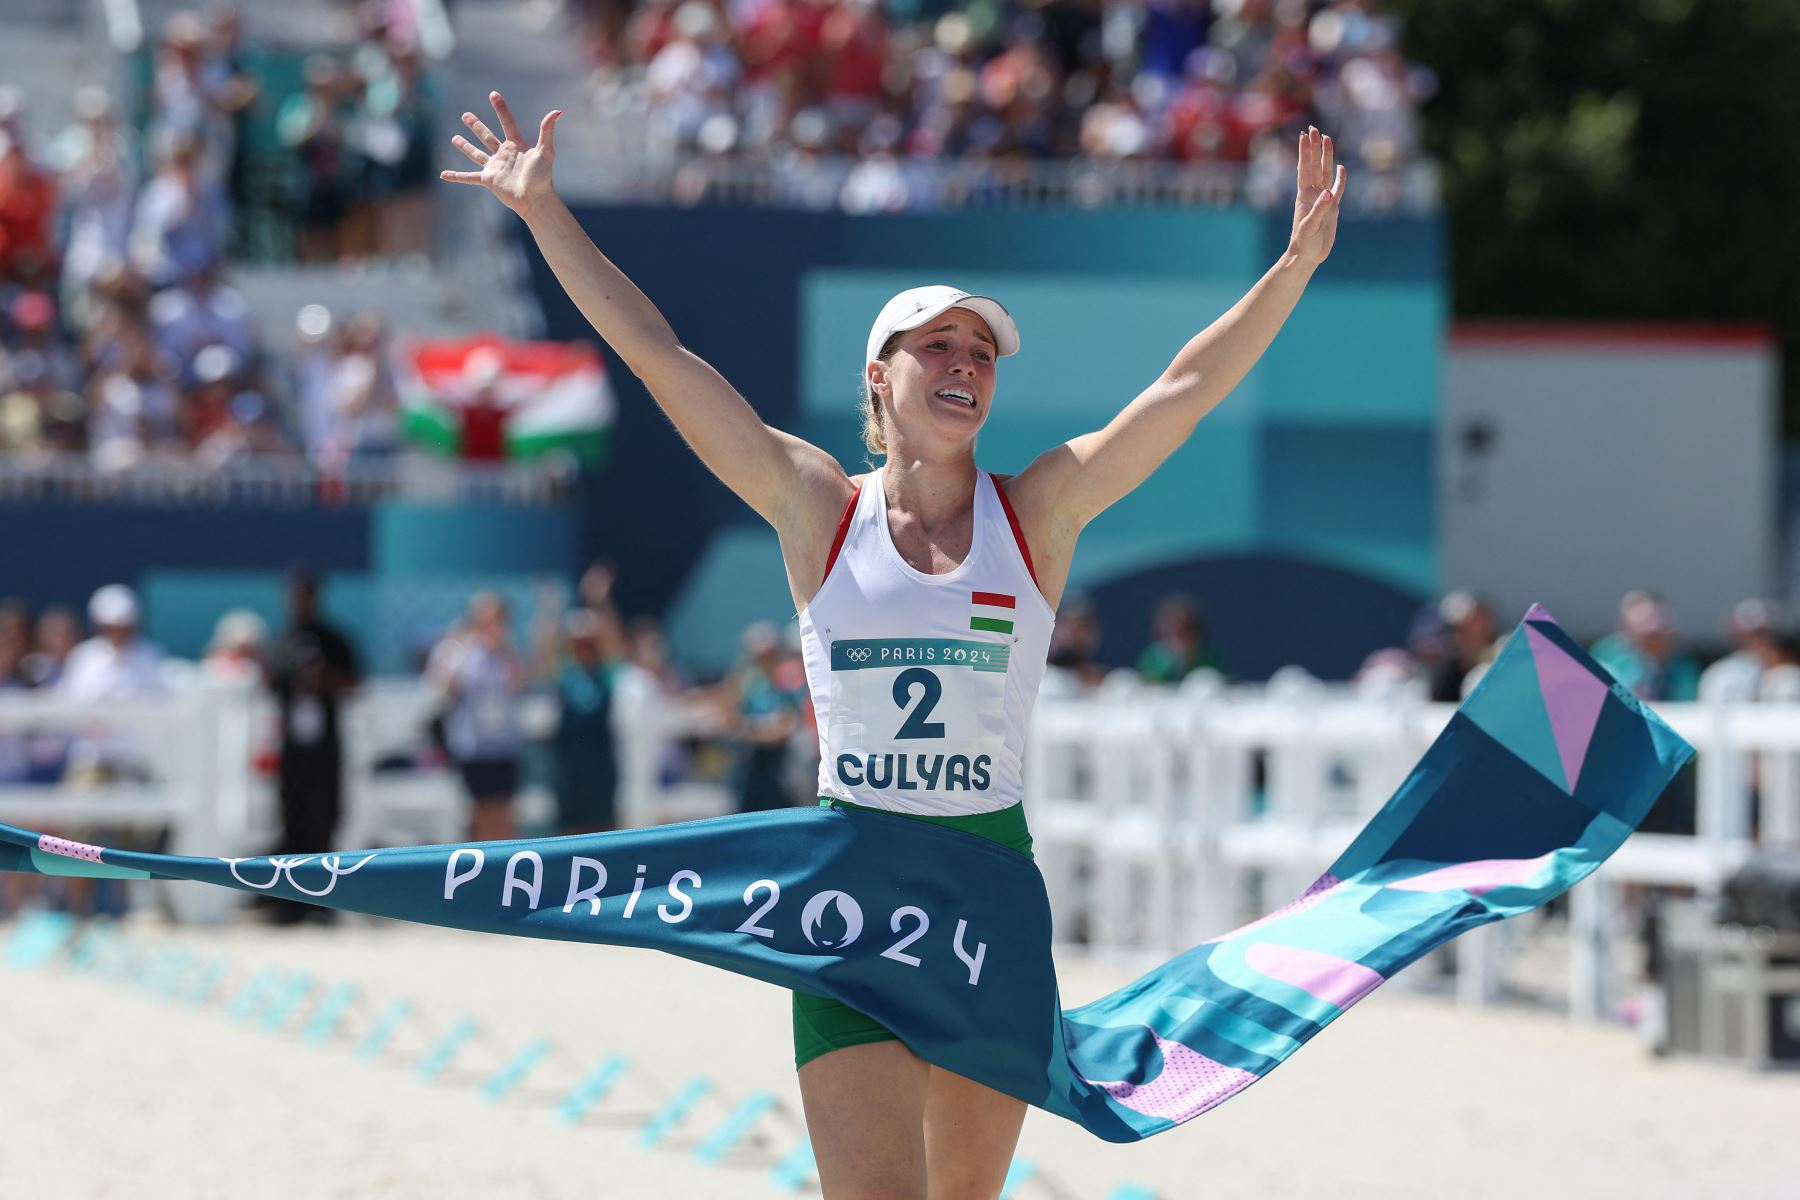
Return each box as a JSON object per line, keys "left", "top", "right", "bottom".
{"left": 1011, "top": 128, "right": 1348, "bottom": 539}
{"left": 441, "top": 92, "right": 850, "bottom": 533}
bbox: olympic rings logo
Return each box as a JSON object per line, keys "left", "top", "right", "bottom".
{"left": 224, "top": 853, "right": 378, "bottom": 897}
{"left": 845, "top": 646, "right": 873, "bottom": 662}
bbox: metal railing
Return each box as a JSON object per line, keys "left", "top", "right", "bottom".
{"left": 564, "top": 149, "right": 1441, "bottom": 216}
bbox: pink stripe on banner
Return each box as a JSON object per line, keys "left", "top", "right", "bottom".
{"left": 38, "top": 834, "right": 105, "bottom": 863}
{"left": 1082, "top": 1031, "right": 1258, "bottom": 1123}
{"left": 1524, "top": 623, "right": 1609, "bottom": 794}
{"left": 1243, "top": 943, "right": 1384, "bottom": 1010}
{"left": 1385, "top": 853, "right": 1556, "bottom": 897}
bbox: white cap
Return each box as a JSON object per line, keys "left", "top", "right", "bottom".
{"left": 208, "top": 609, "right": 268, "bottom": 652}
{"left": 89, "top": 584, "right": 140, "bottom": 628}
{"left": 865, "top": 285, "right": 1021, "bottom": 367}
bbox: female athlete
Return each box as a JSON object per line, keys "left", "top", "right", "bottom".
{"left": 443, "top": 92, "right": 1345, "bottom": 1199}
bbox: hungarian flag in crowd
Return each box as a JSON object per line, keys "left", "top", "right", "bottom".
{"left": 396, "top": 334, "right": 615, "bottom": 463}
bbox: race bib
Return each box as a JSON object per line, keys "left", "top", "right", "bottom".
{"left": 827, "top": 638, "right": 1011, "bottom": 797}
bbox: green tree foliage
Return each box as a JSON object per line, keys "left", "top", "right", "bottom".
{"left": 1389, "top": 0, "right": 1800, "bottom": 429}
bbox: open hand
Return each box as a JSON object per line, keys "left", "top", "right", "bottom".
{"left": 440, "top": 90, "right": 562, "bottom": 220}
{"left": 1289, "top": 126, "right": 1347, "bottom": 267}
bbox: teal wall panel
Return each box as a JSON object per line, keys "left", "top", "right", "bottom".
{"left": 664, "top": 527, "right": 798, "bottom": 672}
{"left": 374, "top": 503, "right": 579, "bottom": 575}
{"left": 1255, "top": 282, "right": 1445, "bottom": 423}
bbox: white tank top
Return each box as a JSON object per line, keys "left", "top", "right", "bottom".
{"left": 798, "top": 467, "right": 1055, "bottom": 815}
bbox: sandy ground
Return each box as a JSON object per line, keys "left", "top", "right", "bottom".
{"left": 3, "top": 913, "right": 1796, "bottom": 1200}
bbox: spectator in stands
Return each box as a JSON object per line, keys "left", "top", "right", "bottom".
{"left": 147, "top": 263, "right": 255, "bottom": 380}
{"left": 1429, "top": 589, "right": 1499, "bottom": 702}
{"left": 278, "top": 56, "right": 355, "bottom": 263}
{"left": 1161, "top": 47, "right": 1254, "bottom": 164}
{"left": 1046, "top": 593, "right": 1107, "bottom": 691}
{"left": 147, "top": 11, "right": 237, "bottom": 184}
{"left": 59, "top": 584, "right": 167, "bottom": 700}
{"left": 51, "top": 87, "right": 138, "bottom": 317}
{"left": 130, "top": 132, "right": 229, "bottom": 288}
{"left": 1699, "top": 599, "right": 1785, "bottom": 704}
{"left": 325, "top": 311, "right": 401, "bottom": 459}
{"left": 551, "top": 607, "right": 626, "bottom": 833}
{"left": 55, "top": 579, "right": 163, "bottom": 920}
{"left": 644, "top": 1, "right": 743, "bottom": 156}
{"left": 290, "top": 302, "right": 338, "bottom": 460}
{"left": 201, "top": 609, "right": 267, "bottom": 686}
{"left": 726, "top": 620, "right": 805, "bottom": 812}
{"left": 19, "top": 605, "right": 78, "bottom": 689}
{"left": 0, "top": 128, "right": 57, "bottom": 286}
{"left": 0, "top": 601, "right": 29, "bottom": 688}
{"left": 1758, "top": 632, "right": 1800, "bottom": 703}
{"left": 358, "top": 43, "right": 439, "bottom": 259}
{"left": 7, "top": 290, "right": 83, "bottom": 393}
{"left": 623, "top": 614, "right": 694, "bottom": 786}
{"left": 427, "top": 591, "right": 528, "bottom": 842}
{"left": 263, "top": 570, "right": 360, "bottom": 924}
{"left": 0, "top": 600, "right": 36, "bottom": 909}
{"left": 1137, "top": 594, "right": 1225, "bottom": 683}
{"left": 206, "top": 6, "right": 263, "bottom": 218}
{"left": 1591, "top": 591, "right": 1700, "bottom": 703}
{"left": 182, "top": 343, "right": 242, "bottom": 451}
{"left": 821, "top": 0, "right": 890, "bottom": 133}
{"left": 85, "top": 325, "right": 181, "bottom": 470}
{"left": 0, "top": 349, "right": 84, "bottom": 458}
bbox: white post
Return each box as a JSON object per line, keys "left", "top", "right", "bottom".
{"left": 1569, "top": 872, "right": 1610, "bottom": 1021}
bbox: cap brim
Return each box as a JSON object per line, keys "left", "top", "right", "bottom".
{"left": 885, "top": 295, "right": 1020, "bottom": 358}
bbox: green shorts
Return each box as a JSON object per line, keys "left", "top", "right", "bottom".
{"left": 792, "top": 796, "right": 1034, "bottom": 1071}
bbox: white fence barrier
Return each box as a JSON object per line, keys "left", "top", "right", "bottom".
{"left": 0, "top": 677, "right": 736, "bottom": 922}
{"left": 4, "top": 679, "right": 1796, "bottom": 1023}
{"left": 1029, "top": 686, "right": 1799, "bottom": 1021}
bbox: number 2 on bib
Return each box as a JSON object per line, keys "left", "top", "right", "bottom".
{"left": 892, "top": 667, "right": 945, "bottom": 739}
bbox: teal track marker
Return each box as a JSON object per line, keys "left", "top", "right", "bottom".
{"left": 226, "top": 967, "right": 283, "bottom": 1023}
{"left": 556, "top": 1054, "right": 628, "bottom": 1124}
{"left": 1107, "top": 1187, "right": 1158, "bottom": 1200}
{"left": 770, "top": 1140, "right": 816, "bottom": 1193}
{"left": 67, "top": 922, "right": 114, "bottom": 972}
{"left": 355, "top": 999, "right": 414, "bottom": 1061}
{"left": 482, "top": 1037, "right": 552, "bottom": 1102}
{"left": 258, "top": 973, "right": 317, "bottom": 1033}
{"left": 694, "top": 1091, "right": 776, "bottom": 1165}
{"left": 145, "top": 949, "right": 195, "bottom": 1000}
{"left": 3, "top": 911, "right": 76, "bottom": 968}
{"left": 302, "top": 983, "right": 357, "bottom": 1045}
{"left": 637, "top": 1077, "right": 710, "bottom": 1149}
{"left": 185, "top": 958, "right": 230, "bottom": 1007}
{"left": 999, "top": 1160, "right": 1036, "bottom": 1198}
{"left": 105, "top": 939, "right": 146, "bottom": 984}
{"left": 416, "top": 1017, "right": 480, "bottom": 1082}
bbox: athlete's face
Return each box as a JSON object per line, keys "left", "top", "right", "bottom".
{"left": 872, "top": 308, "right": 998, "bottom": 450}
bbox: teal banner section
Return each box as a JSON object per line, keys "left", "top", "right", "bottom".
{"left": 1, "top": 608, "right": 1689, "bottom": 1142}
{"left": 830, "top": 639, "right": 1012, "bottom": 674}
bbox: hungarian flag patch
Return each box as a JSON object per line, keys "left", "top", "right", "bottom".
{"left": 970, "top": 591, "right": 1015, "bottom": 634}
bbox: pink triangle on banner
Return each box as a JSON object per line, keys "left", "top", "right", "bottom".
{"left": 1523, "top": 623, "right": 1609, "bottom": 793}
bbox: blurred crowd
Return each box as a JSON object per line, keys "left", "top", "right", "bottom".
{"left": 569, "top": 0, "right": 1433, "bottom": 209}
{"left": 0, "top": 7, "right": 431, "bottom": 470}
{"left": 1357, "top": 589, "right": 1800, "bottom": 709}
